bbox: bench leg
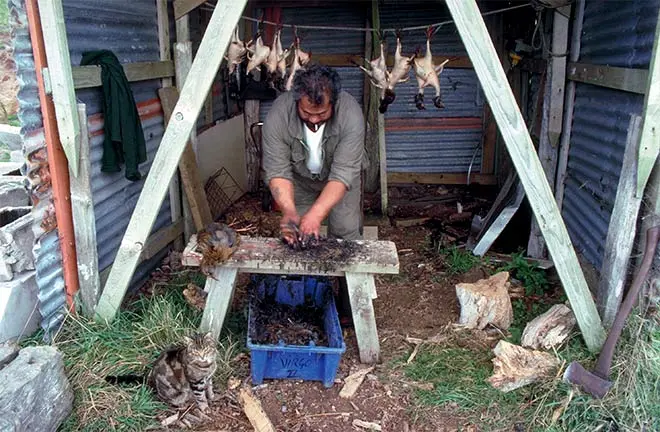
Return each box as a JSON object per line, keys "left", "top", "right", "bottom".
{"left": 344, "top": 272, "right": 380, "bottom": 364}
{"left": 199, "top": 267, "right": 238, "bottom": 340}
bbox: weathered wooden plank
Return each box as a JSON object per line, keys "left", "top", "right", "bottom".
{"left": 70, "top": 103, "right": 100, "bottom": 316}
{"left": 445, "top": 0, "right": 606, "bottom": 352}
{"left": 388, "top": 172, "right": 497, "bottom": 185}
{"left": 38, "top": 0, "right": 80, "bottom": 176}
{"left": 244, "top": 100, "right": 261, "bottom": 193}
{"left": 473, "top": 180, "right": 525, "bottom": 256}
{"left": 159, "top": 87, "right": 213, "bottom": 232}
{"left": 378, "top": 112, "right": 388, "bottom": 215}
{"left": 636, "top": 6, "right": 660, "bottom": 198}
{"left": 567, "top": 62, "right": 648, "bottom": 95}
{"left": 182, "top": 235, "right": 399, "bottom": 276}
{"left": 200, "top": 267, "right": 239, "bottom": 340}
{"left": 173, "top": 0, "right": 206, "bottom": 20}
{"left": 72, "top": 61, "right": 175, "bottom": 90}
{"left": 528, "top": 8, "right": 570, "bottom": 259}
{"left": 555, "top": 0, "right": 585, "bottom": 210}
{"left": 95, "top": 1, "right": 247, "bottom": 322}
{"left": 598, "top": 115, "right": 643, "bottom": 326}
{"left": 345, "top": 272, "right": 380, "bottom": 363}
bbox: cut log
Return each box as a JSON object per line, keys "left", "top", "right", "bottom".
{"left": 238, "top": 386, "right": 276, "bottom": 432}
{"left": 455, "top": 271, "right": 513, "bottom": 330}
{"left": 521, "top": 304, "right": 576, "bottom": 350}
{"left": 488, "top": 340, "right": 559, "bottom": 392}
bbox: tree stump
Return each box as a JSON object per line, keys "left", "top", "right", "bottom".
{"left": 521, "top": 304, "right": 576, "bottom": 350}
{"left": 488, "top": 340, "right": 559, "bottom": 392}
{"left": 455, "top": 271, "right": 513, "bottom": 330}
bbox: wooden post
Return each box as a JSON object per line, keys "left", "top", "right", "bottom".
{"left": 445, "top": 0, "right": 606, "bottom": 352}
{"left": 175, "top": 15, "right": 197, "bottom": 241}
{"left": 244, "top": 100, "right": 261, "bottom": 193}
{"left": 362, "top": 9, "right": 379, "bottom": 194}
{"left": 157, "top": 0, "right": 184, "bottom": 251}
{"left": 370, "top": 0, "right": 387, "bottom": 215}
{"left": 555, "top": 0, "right": 585, "bottom": 210}
{"left": 95, "top": 0, "right": 247, "bottom": 322}
{"left": 598, "top": 115, "right": 643, "bottom": 326}
{"left": 633, "top": 5, "right": 660, "bottom": 309}
{"left": 70, "top": 103, "right": 101, "bottom": 316}
{"left": 37, "top": 0, "right": 80, "bottom": 176}
{"left": 528, "top": 6, "right": 571, "bottom": 259}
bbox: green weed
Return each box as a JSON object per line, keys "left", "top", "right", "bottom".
{"left": 24, "top": 274, "right": 244, "bottom": 432}
{"left": 499, "top": 251, "right": 549, "bottom": 296}
{"left": 440, "top": 246, "right": 480, "bottom": 275}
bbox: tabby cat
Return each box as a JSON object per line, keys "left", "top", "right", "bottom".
{"left": 147, "top": 332, "right": 218, "bottom": 412}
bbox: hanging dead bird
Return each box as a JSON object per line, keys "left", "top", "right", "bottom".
{"left": 266, "top": 24, "right": 292, "bottom": 91}
{"left": 285, "top": 27, "right": 312, "bottom": 91}
{"left": 385, "top": 30, "right": 415, "bottom": 96}
{"left": 225, "top": 26, "right": 247, "bottom": 75}
{"left": 245, "top": 31, "right": 271, "bottom": 75}
{"left": 413, "top": 26, "right": 450, "bottom": 110}
{"left": 352, "top": 34, "right": 394, "bottom": 113}
{"left": 196, "top": 222, "right": 240, "bottom": 277}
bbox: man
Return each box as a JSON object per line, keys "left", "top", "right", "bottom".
{"left": 262, "top": 64, "right": 366, "bottom": 243}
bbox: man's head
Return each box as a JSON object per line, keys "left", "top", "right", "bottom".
{"left": 292, "top": 64, "right": 342, "bottom": 131}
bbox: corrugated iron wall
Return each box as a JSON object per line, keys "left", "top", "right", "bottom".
{"left": 62, "top": 0, "right": 173, "bottom": 286}
{"left": 562, "top": 0, "right": 659, "bottom": 269}
{"left": 10, "top": 0, "right": 67, "bottom": 336}
{"left": 380, "top": 3, "right": 484, "bottom": 174}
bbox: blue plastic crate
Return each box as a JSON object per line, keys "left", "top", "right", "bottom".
{"left": 247, "top": 275, "right": 346, "bottom": 388}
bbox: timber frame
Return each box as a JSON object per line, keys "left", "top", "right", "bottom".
{"left": 89, "top": 0, "right": 609, "bottom": 353}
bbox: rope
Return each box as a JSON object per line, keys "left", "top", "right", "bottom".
{"left": 199, "top": 2, "right": 532, "bottom": 34}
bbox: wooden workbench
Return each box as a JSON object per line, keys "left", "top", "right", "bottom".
{"left": 182, "top": 235, "right": 400, "bottom": 363}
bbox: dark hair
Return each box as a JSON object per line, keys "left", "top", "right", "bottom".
{"left": 292, "top": 64, "right": 342, "bottom": 106}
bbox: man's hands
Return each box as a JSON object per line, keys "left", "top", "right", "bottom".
{"left": 279, "top": 209, "right": 301, "bottom": 245}
{"left": 299, "top": 208, "right": 324, "bottom": 240}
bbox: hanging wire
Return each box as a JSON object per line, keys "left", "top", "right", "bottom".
{"left": 199, "top": 2, "right": 532, "bottom": 34}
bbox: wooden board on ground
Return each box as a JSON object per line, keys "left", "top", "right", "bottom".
{"left": 182, "top": 235, "right": 399, "bottom": 276}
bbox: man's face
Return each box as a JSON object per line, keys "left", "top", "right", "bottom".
{"left": 297, "top": 92, "right": 333, "bottom": 132}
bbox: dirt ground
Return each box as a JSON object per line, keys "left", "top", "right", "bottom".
{"left": 169, "top": 187, "right": 505, "bottom": 431}
{"left": 0, "top": 31, "right": 19, "bottom": 121}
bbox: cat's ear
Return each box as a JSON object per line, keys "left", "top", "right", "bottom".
{"left": 203, "top": 332, "right": 214, "bottom": 344}
{"left": 182, "top": 335, "right": 193, "bottom": 346}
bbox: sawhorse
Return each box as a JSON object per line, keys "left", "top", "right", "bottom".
{"left": 182, "top": 235, "right": 399, "bottom": 363}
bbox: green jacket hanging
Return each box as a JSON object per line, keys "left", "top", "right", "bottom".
{"left": 80, "top": 50, "right": 147, "bottom": 181}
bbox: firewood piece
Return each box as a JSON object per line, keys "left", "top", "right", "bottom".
{"left": 488, "top": 340, "right": 559, "bottom": 392}
{"left": 238, "top": 387, "right": 276, "bottom": 432}
{"left": 455, "top": 272, "right": 513, "bottom": 330}
{"left": 521, "top": 304, "right": 576, "bottom": 350}
{"left": 394, "top": 217, "right": 430, "bottom": 227}
{"left": 339, "top": 366, "right": 374, "bottom": 399}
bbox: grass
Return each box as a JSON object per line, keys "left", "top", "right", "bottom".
{"left": 0, "top": 1, "right": 8, "bottom": 31}
{"left": 439, "top": 245, "right": 481, "bottom": 275}
{"left": 22, "top": 273, "right": 245, "bottom": 432}
{"left": 398, "top": 313, "right": 660, "bottom": 431}
{"left": 499, "top": 251, "right": 549, "bottom": 296}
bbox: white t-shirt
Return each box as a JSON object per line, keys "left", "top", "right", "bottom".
{"left": 303, "top": 123, "right": 326, "bottom": 175}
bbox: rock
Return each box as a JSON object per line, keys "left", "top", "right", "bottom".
{"left": 521, "top": 304, "right": 576, "bottom": 350}
{"left": 0, "top": 342, "right": 19, "bottom": 369}
{"left": 0, "top": 346, "right": 73, "bottom": 431}
{"left": 455, "top": 271, "right": 513, "bottom": 330}
{"left": 488, "top": 340, "right": 559, "bottom": 392}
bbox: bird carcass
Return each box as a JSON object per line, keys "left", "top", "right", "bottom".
{"left": 225, "top": 26, "right": 247, "bottom": 75}
{"left": 413, "top": 26, "right": 449, "bottom": 110}
{"left": 266, "top": 26, "right": 291, "bottom": 91}
{"left": 285, "top": 29, "right": 312, "bottom": 91}
{"left": 246, "top": 32, "right": 271, "bottom": 75}
{"left": 353, "top": 38, "right": 393, "bottom": 113}
{"left": 385, "top": 31, "right": 415, "bottom": 104}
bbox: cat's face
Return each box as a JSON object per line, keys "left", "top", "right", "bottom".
{"left": 183, "top": 332, "right": 217, "bottom": 366}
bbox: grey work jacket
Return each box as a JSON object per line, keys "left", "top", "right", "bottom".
{"left": 261, "top": 91, "right": 366, "bottom": 190}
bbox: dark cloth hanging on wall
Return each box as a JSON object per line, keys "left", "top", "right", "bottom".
{"left": 80, "top": 50, "right": 147, "bottom": 181}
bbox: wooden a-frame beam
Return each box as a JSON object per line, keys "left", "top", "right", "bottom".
{"left": 445, "top": 0, "right": 606, "bottom": 352}
{"left": 94, "top": 0, "right": 248, "bottom": 322}
{"left": 174, "top": 0, "right": 207, "bottom": 20}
